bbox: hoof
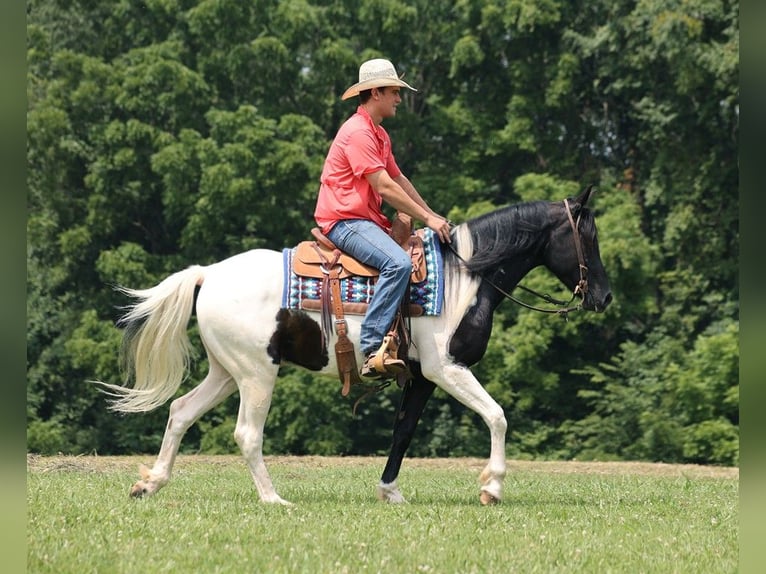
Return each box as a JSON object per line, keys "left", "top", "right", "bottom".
{"left": 376, "top": 489, "right": 407, "bottom": 504}
{"left": 270, "top": 497, "right": 292, "bottom": 506}
{"left": 480, "top": 491, "right": 500, "bottom": 505}
{"left": 376, "top": 482, "right": 407, "bottom": 504}
{"left": 129, "top": 482, "right": 149, "bottom": 498}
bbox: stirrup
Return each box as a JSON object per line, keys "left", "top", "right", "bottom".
{"left": 361, "top": 353, "right": 404, "bottom": 380}
{"left": 370, "top": 334, "right": 405, "bottom": 373}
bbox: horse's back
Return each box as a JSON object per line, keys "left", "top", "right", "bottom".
{"left": 201, "top": 247, "right": 283, "bottom": 294}
{"left": 196, "top": 249, "right": 285, "bottom": 351}
{"left": 193, "top": 246, "right": 450, "bottom": 379}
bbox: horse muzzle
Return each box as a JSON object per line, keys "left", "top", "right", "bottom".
{"left": 584, "top": 290, "right": 612, "bottom": 313}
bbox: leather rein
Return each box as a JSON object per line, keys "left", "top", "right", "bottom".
{"left": 447, "top": 199, "right": 589, "bottom": 318}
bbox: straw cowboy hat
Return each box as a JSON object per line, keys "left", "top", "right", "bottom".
{"left": 341, "top": 58, "right": 417, "bottom": 100}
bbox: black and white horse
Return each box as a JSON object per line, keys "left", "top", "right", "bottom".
{"left": 100, "top": 186, "right": 611, "bottom": 505}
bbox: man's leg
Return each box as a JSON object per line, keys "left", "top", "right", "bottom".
{"left": 327, "top": 219, "right": 412, "bottom": 359}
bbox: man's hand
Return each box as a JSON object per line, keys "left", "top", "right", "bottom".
{"left": 390, "top": 212, "right": 413, "bottom": 246}
{"left": 425, "top": 213, "right": 452, "bottom": 243}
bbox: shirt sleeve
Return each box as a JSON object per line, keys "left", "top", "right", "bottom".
{"left": 386, "top": 150, "right": 402, "bottom": 179}
{"left": 345, "top": 129, "right": 386, "bottom": 178}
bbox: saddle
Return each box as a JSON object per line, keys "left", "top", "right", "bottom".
{"left": 291, "top": 224, "right": 428, "bottom": 396}
{"left": 292, "top": 227, "right": 427, "bottom": 317}
{"left": 294, "top": 229, "right": 427, "bottom": 284}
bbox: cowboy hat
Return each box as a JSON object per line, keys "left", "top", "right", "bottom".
{"left": 341, "top": 58, "right": 417, "bottom": 101}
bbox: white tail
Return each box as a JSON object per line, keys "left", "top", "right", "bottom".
{"left": 97, "top": 265, "right": 206, "bottom": 413}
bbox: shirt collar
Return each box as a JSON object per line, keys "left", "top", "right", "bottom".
{"left": 356, "top": 106, "right": 385, "bottom": 140}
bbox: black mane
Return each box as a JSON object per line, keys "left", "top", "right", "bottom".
{"left": 458, "top": 201, "right": 551, "bottom": 273}
{"left": 448, "top": 199, "right": 597, "bottom": 275}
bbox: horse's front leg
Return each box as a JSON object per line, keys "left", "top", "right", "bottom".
{"left": 377, "top": 363, "right": 436, "bottom": 503}
{"left": 130, "top": 363, "right": 236, "bottom": 498}
{"left": 422, "top": 361, "right": 507, "bottom": 505}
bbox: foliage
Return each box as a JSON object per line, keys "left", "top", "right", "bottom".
{"left": 573, "top": 319, "right": 739, "bottom": 466}
{"left": 27, "top": 0, "right": 738, "bottom": 466}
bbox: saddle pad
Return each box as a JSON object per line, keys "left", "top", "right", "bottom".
{"left": 282, "top": 228, "right": 444, "bottom": 316}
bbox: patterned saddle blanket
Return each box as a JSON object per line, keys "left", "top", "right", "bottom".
{"left": 281, "top": 228, "right": 444, "bottom": 316}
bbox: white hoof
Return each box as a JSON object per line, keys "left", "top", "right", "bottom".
{"left": 263, "top": 494, "right": 292, "bottom": 505}
{"left": 129, "top": 464, "right": 162, "bottom": 498}
{"left": 376, "top": 481, "right": 407, "bottom": 504}
{"left": 479, "top": 490, "right": 501, "bottom": 505}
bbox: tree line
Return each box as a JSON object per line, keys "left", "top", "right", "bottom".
{"left": 27, "top": 0, "right": 739, "bottom": 465}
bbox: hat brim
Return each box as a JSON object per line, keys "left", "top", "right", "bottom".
{"left": 341, "top": 77, "right": 417, "bottom": 101}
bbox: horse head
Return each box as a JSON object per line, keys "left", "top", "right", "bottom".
{"left": 544, "top": 186, "right": 612, "bottom": 312}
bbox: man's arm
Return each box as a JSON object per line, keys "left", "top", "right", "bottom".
{"left": 393, "top": 173, "right": 439, "bottom": 218}
{"left": 365, "top": 169, "right": 451, "bottom": 242}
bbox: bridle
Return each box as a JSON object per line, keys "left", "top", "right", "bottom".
{"left": 447, "top": 199, "right": 589, "bottom": 318}
{"left": 563, "top": 197, "right": 590, "bottom": 301}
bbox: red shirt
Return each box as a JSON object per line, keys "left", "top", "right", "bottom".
{"left": 314, "top": 106, "right": 402, "bottom": 234}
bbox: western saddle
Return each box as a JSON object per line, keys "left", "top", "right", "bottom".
{"left": 291, "top": 221, "right": 426, "bottom": 396}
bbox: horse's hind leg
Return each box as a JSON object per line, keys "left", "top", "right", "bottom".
{"left": 232, "top": 366, "right": 288, "bottom": 505}
{"left": 130, "top": 357, "right": 236, "bottom": 498}
{"left": 378, "top": 363, "right": 436, "bottom": 503}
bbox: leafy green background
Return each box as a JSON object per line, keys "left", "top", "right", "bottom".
{"left": 27, "top": 0, "right": 738, "bottom": 465}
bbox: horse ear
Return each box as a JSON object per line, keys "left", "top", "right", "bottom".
{"left": 574, "top": 185, "right": 595, "bottom": 208}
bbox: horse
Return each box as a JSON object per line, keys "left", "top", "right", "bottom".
{"left": 99, "top": 185, "right": 611, "bottom": 505}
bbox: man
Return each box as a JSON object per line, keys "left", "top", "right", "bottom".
{"left": 314, "top": 58, "right": 452, "bottom": 380}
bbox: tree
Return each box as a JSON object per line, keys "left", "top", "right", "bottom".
{"left": 27, "top": 0, "right": 738, "bottom": 465}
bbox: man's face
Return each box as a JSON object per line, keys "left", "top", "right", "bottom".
{"left": 375, "top": 86, "right": 402, "bottom": 118}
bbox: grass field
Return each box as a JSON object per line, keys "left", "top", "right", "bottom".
{"left": 27, "top": 455, "right": 738, "bottom": 573}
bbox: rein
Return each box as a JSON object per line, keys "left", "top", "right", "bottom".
{"left": 446, "top": 199, "right": 589, "bottom": 319}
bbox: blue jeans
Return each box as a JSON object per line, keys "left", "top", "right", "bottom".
{"left": 326, "top": 219, "right": 412, "bottom": 356}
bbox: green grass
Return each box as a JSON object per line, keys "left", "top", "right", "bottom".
{"left": 27, "top": 456, "right": 738, "bottom": 573}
